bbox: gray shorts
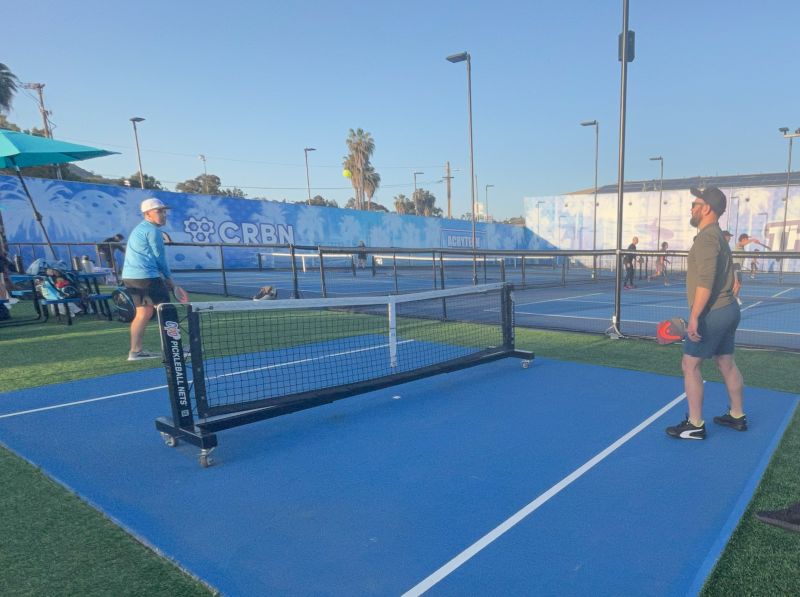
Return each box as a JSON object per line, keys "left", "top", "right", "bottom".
{"left": 683, "top": 302, "right": 740, "bottom": 359}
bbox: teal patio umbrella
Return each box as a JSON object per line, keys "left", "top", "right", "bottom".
{"left": 0, "top": 128, "right": 118, "bottom": 259}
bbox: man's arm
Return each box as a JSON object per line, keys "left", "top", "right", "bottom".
{"left": 147, "top": 228, "right": 174, "bottom": 287}
{"left": 687, "top": 287, "right": 711, "bottom": 340}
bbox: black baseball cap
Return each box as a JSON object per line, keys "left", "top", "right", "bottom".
{"left": 690, "top": 186, "right": 726, "bottom": 216}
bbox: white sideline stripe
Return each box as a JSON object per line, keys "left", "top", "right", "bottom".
{"left": 401, "top": 391, "right": 688, "bottom": 597}
{"left": 0, "top": 386, "right": 166, "bottom": 419}
{"left": 0, "top": 340, "right": 418, "bottom": 419}
{"left": 210, "top": 339, "right": 414, "bottom": 379}
{"left": 515, "top": 292, "right": 604, "bottom": 306}
{"left": 740, "top": 286, "right": 794, "bottom": 312}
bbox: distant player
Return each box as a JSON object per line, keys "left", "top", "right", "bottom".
{"left": 649, "top": 241, "right": 670, "bottom": 285}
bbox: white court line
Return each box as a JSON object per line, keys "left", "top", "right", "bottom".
{"left": 514, "top": 292, "right": 604, "bottom": 307}
{"left": 0, "top": 386, "right": 167, "bottom": 420}
{"left": 740, "top": 286, "right": 795, "bottom": 313}
{"left": 0, "top": 340, "right": 415, "bottom": 420}
{"left": 401, "top": 391, "right": 688, "bottom": 597}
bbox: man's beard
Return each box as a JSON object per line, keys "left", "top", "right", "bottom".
{"left": 690, "top": 213, "right": 700, "bottom": 227}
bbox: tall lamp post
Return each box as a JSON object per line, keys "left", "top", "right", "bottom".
{"left": 446, "top": 50, "right": 477, "bottom": 284}
{"left": 779, "top": 127, "right": 800, "bottom": 255}
{"left": 649, "top": 156, "right": 663, "bottom": 248}
{"left": 536, "top": 201, "right": 545, "bottom": 238}
{"left": 581, "top": 120, "right": 599, "bottom": 277}
{"left": 129, "top": 117, "right": 146, "bottom": 189}
{"left": 304, "top": 147, "right": 316, "bottom": 204}
{"left": 198, "top": 154, "right": 208, "bottom": 194}
{"left": 413, "top": 171, "right": 424, "bottom": 196}
{"left": 484, "top": 184, "right": 494, "bottom": 221}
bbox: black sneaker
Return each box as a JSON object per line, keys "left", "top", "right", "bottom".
{"left": 713, "top": 412, "right": 748, "bottom": 431}
{"left": 666, "top": 417, "right": 706, "bottom": 440}
{"left": 755, "top": 502, "right": 800, "bottom": 533}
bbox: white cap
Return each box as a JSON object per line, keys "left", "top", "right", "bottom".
{"left": 140, "top": 197, "right": 170, "bottom": 213}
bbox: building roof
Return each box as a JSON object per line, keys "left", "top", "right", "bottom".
{"left": 571, "top": 171, "right": 800, "bottom": 195}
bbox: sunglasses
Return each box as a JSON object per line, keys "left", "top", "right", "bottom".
{"left": 690, "top": 202, "right": 706, "bottom": 209}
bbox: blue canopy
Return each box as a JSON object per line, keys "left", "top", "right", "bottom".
{"left": 0, "top": 128, "right": 117, "bottom": 169}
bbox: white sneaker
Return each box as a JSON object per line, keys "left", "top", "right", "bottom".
{"left": 128, "top": 349, "right": 160, "bottom": 361}
{"left": 736, "top": 297, "right": 742, "bottom": 306}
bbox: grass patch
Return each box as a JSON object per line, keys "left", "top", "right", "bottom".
{"left": 0, "top": 301, "right": 798, "bottom": 594}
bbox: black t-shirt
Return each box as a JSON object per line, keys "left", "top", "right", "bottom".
{"left": 623, "top": 243, "right": 636, "bottom": 264}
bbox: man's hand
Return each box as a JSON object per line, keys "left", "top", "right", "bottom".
{"left": 164, "top": 278, "right": 176, "bottom": 290}
{"left": 686, "top": 315, "right": 702, "bottom": 342}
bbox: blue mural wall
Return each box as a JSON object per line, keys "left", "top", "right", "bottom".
{"left": 1, "top": 175, "right": 534, "bottom": 268}
{"left": 525, "top": 186, "right": 800, "bottom": 256}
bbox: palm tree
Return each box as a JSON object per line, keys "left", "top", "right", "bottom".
{"left": 363, "top": 166, "right": 381, "bottom": 211}
{"left": 0, "top": 63, "right": 19, "bottom": 114}
{"left": 343, "top": 128, "right": 376, "bottom": 210}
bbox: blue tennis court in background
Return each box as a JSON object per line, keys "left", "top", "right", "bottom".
{"left": 0, "top": 354, "right": 796, "bottom": 595}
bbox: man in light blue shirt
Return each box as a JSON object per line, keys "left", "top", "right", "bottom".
{"left": 122, "top": 198, "right": 175, "bottom": 360}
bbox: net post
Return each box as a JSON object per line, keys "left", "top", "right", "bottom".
{"left": 482, "top": 254, "right": 487, "bottom": 283}
{"left": 500, "top": 257, "right": 506, "bottom": 282}
{"left": 158, "top": 304, "right": 195, "bottom": 432}
{"left": 350, "top": 254, "right": 356, "bottom": 277}
{"left": 392, "top": 252, "right": 398, "bottom": 293}
{"left": 187, "top": 309, "right": 210, "bottom": 416}
{"left": 431, "top": 251, "right": 437, "bottom": 289}
{"left": 561, "top": 255, "right": 567, "bottom": 286}
{"left": 387, "top": 300, "right": 398, "bottom": 368}
{"left": 501, "top": 284, "right": 514, "bottom": 350}
{"left": 438, "top": 253, "right": 446, "bottom": 289}
{"left": 521, "top": 254, "right": 526, "bottom": 286}
{"left": 370, "top": 255, "right": 376, "bottom": 277}
{"left": 220, "top": 245, "right": 229, "bottom": 296}
{"left": 289, "top": 245, "right": 300, "bottom": 299}
{"left": 318, "top": 247, "right": 327, "bottom": 298}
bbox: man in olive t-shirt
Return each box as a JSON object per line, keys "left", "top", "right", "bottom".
{"left": 666, "top": 186, "right": 747, "bottom": 440}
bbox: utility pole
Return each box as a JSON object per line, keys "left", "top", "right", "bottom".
{"left": 198, "top": 154, "right": 208, "bottom": 194}
{"left": 443, "top": 161, "right": 454, "bottom": 218}
{"left": 23, "top": 82, "right": 62, "bottom": 179}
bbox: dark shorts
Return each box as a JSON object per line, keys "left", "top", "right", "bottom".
{"left": 122, "top": 278, "right": 169, "bottom": 307}
{"left": 683, "top": 301, "right": 740, "bottom": 359}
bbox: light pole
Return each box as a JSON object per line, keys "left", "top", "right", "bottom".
{"left": 779, "top": 127, "right": 800, "bottom": 253}
{"left": 413, "top": 171, "right": 424, "bottom": 196}
{"left": 536, "top": 201, "right": 545, "bottom": 238}
{"left": 581, "top": 120, "right": 599, "bottom": 277}
{"left": 198, "top": 154, "right": 208, "bottom": 194}
{"left": 732, "top": 195, "right": 741, "bottom": 238}
{"left": 304, "top": 147, "right": 316, "bottom": 205}
{"left": 559, "top": 214, "right": 568, "bottom": 248}
{"left": 129, "top": 117, "right": 146, "bottom": 189}
{"left": 447, "top": 50, "right": 477, "bottom": 284}
{"left": 649, "top": 156, "right": 663, "bottom": 248}
{"left": 484, "top": 184, "right": 494, "bottom": 222}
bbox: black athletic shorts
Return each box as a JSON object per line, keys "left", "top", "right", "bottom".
{"left": 121, "top": 278, "right": 169, "bottom": 307}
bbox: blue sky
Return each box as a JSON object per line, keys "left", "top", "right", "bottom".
{"left": 4, "top": 1, "right": 799, "bottom": 220}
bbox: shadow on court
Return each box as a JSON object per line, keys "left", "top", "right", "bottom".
{"left": 0, "top": 358, "right": 796, "bottom": 596}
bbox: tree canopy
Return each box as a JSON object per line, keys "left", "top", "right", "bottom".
{"left": 0, "top": 63, "right": 19, "bottom": 113}
{"left": 343, "top": 128, "right": 380, "bottom": 210}
{"left": 175, "top": 174, "right": 246, "bottom": 197}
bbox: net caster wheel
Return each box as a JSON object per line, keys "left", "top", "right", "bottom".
{"left": 199, "top": 449, "right": 213, "bottom": 468}
{"left": 521, "top": 360, "right": 530, "bottom": 369}
{"left": 161, "top": 432, "right": 178, "bottom": 448}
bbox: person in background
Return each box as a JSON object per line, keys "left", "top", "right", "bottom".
{"left": 649, "top": 241, "right": 670, "bottom": 285}
{"left": 97, "top": 233, "right": 125, "bottom": 269}
{"left": 666, "top": 187, "right": 745, "bottom": 440}
{"left": 622, "top": 236, "right": 638, "bottom": 289}
{"left": 356, "top": 240, "right": 368, "bottom": 269}
{"left": 121, "top": 198, "right": 175, "bottom": 361}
